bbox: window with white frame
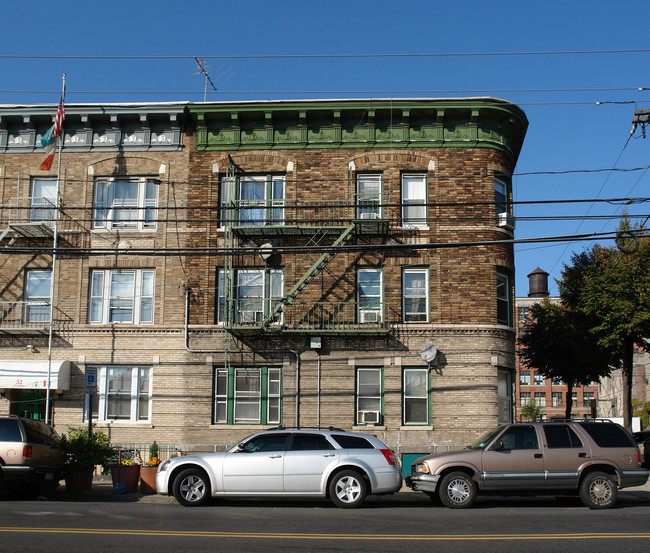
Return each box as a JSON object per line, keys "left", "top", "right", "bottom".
{"left": 86, "top": 366, "right": 152, "bottom": 423}
{"left": 214, "top": 366, "right": 281, "bottom": 424}
{"left": 24, "top": 269, "right": 51, "bottom": 324}
{"left": 93, "top": 177, "right": 158, "bottom": 230}
{"left": 402, "top": 268, "right": 428, "bottom": 322}
{"left": 583, "top": 392, "right": 595, "bottom": 408}
{"left": 494, "top": 177, "right": 509, "bottom": 222}
{"left": 89, "top": 269, "right": 154, "bottom": 324}
{"left": 496, "top": 271, "right": 512, "bottom": 326}
{"left": 534, "top": 371, "right": 545, "bottom": 385}
{"left": 30, "top": 179, "right": 57, "bottom": 227}
{"left": 534, "top": 392, "right": 546, "bottom": 407}
{"left": 220, "top": 174, "right": 285, "bottom": 227}
{"left": 520, "top": 391, "right": 531, "bottom": 406}
{"left": 356, "top": 174, "right": 382, "bottom": 219}
{"left": 401, "top": 173, "right": 427, "bottom": 227}
{"left": 403, "top": 368, "right": 428, "bottom": 425}
{"left": 552, "top": 392, "right": 563, "bottom": 407}
{"left": 519, "top": 371, "right": 531, "bottom": 386}
{"left": 357, "top": 268, "right": 383, "bottom": 323}
{"left": 356, "top": 368, "right": 382, "bottom": 425}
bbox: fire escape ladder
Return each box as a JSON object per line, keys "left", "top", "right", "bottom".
{"left": 260, "top": 222, "right": 357, "bottom": 329}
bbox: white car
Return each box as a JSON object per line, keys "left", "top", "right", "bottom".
{"left": 156, "top": 428, "right": 402, "bottom": 508}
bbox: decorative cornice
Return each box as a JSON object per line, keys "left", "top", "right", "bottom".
{"left": 0, "top": 103, "right": 187, "bottom": 153}
{"left": 188, "top": 98, "right": 528, "bottom": 163}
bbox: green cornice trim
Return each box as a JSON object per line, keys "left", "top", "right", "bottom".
{"left": 188, "top": 98, "right": 528, "bottom": 162}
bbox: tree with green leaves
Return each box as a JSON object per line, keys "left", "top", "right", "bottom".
{"left": 518, "top": 300, "right": 617, "bottom": 419}
{"left": 520, "top": 399, "right": 542, "bottom": 422}
{"left": 559, "top": 224, "right": 649, "bottom": 431}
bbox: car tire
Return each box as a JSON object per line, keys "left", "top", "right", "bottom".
{"left": 438, "top": 472, "right": 477, "bottom": 509}
{"left": 329, "top": 470, "right": 367, "bottom": 508}
{"left": 172, "top": 468, "right": 210, "bottom": 507}
{"left": 579, "top": 471, "right": 617, "bottom": 509}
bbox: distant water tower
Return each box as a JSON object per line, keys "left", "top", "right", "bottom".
{"left": 527, "top": 267, "right": 549, "bottom": 298}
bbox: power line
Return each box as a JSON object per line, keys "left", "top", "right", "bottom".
{"left": 1, "top": 49, "right": 650, "bottom": 60}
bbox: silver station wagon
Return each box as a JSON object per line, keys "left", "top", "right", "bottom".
{"left": 156, "top": 428, "right": 402, "bottom": 508}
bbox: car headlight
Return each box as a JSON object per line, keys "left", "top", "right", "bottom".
{"left": 414, "top": 463, "right": 430, "bottom": 474}
{"left": 159, "top": 460, "right": 172, "bottom": 472}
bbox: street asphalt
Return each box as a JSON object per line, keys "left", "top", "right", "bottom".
{"left": 38, "top": 473, "right": 650, "bottom": 506}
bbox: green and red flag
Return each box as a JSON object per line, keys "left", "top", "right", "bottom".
{"left": 39, "top": 94, "right": 65, "bottom": 171}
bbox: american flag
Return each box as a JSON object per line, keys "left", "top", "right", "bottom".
{"left": 52, "top": 97, "right": 65, "bottom": 138}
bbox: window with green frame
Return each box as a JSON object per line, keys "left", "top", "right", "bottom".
{"left": 214, "top": 366, "right": 281, "bottom": 425}
{"left": 403, "top": 367, "right": 429, "bottom": 425}
{"left": 356, "top": 367, "right": 383, "bottom": 425}
{"left": 220, "top": 174, "right": 285, "bottom": 227}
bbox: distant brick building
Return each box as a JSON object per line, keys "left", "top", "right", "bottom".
{"left": 0, "top": 98, "right": 528, "bottom": 464}
{"left": 514, "top": 268, "right": 599, "bottom": 420}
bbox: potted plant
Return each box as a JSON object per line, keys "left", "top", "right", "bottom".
{"left": 61, "top": 426, "right": 115, "bottom": 493}
{"left": 110, "top": 456, "right": 141, "bottom": 494}
{"left": 140, "top": 440, "right": 161, "bottom": 494}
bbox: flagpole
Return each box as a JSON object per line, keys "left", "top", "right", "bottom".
{"left": 45, "top": 73, "right": 65, "bottom": 425}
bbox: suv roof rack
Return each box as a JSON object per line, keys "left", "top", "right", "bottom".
{"left": 546, "top": 418, "right": 615, "bottom": 423}
{"left": 265, "top": 426, "right": 345, "bottom": 432}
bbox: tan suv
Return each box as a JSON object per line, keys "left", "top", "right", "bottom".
{"left": 406, "top": 420, "right": 649, "bottom": 509}
{"left": 0, "top": 416, "right": 64, "bottom": 496}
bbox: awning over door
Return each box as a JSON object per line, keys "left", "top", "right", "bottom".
{"left": 0, "top": 360, "right": 71, "bottom": 390}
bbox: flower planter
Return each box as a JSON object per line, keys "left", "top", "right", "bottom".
{"left": 65, "top": 466, "right": 94, "bottom": 493}
{"left": 110, "top": 464, "right": 141, "bottom": 493}
{"left": 140, "top": 466, "right": 158, "bottom": 494}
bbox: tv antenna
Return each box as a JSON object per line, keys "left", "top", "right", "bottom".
{"left": 193, "top": 57, "right": 237, "bottom": 101}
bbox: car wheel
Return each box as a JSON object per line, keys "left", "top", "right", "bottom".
{"left": 172, "top": 468, "right": 210, "bottom": 507}
{"left": 438, "top": 472, "right": 476, "bottom": 509}
{"left": 579, "top": 471, "right": 617, "bottom": 509}
{"left": 329, "top": 470, "right": 367, "bottom": 508}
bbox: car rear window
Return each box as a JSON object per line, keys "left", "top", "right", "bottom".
{"left": 21, "top": 419, "right": 60, "bottom": 446}
{"left": 331, "top": 435, "right": 374, "bottom": 449}
{"left": 0, "top": 419, "right": 22, "bottom": 442}
{"left": 544, "top": 425, "right": 583, "bottom": 448}
{"left": 578, "top": 422, "right": 634, "bottom": 448}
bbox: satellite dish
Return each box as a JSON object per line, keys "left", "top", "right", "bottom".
{"left": 420, "top": 342, "right": 437, "bottom": 363}
{"left": 259, "top": 243, "right": 274, "bottom": 262}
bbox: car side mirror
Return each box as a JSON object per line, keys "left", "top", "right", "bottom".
{"left": 492, "top": 439, "right": 505, "bottom": 452}
{"left": 236, "top": 443, "right": 246, "bottom": 452}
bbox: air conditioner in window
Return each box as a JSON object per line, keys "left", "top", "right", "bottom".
{"left": 360, "top": 310, "right": 380, "bottom": 323}
{"left": 360, "top": 411, "right": 381, "bottom": 425}
{"left": 497, "top": 212, "right": 515, "bottom": 230}
{"left": 359, "top": 212, "right": 380, "bottom": 220}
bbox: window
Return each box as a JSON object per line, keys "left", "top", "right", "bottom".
{"left": 494, "top": 177, "right": 509, "bottom": 222}
{"left": 517, "top": 306, "right": 530, "bottom": 323}
{"left": 519, "top": 371, "right": 531, "bottom": 386}
{"left": 402, "top": 268, "right": 428, "bottom": 322}
{"left": 520, "top": 392, "right": 531, "bottom": 406}
{"left": 30, "top": 179, "right": 56, "bottom": 227}
{"left": 217, "top": 268, "right": 284, "bottom": 325}
{"left": 552, "top": 377, "right": 563, "bottom": 385}
{"left": 24, "top": 270, "right": 51, "bottom": 324}
{"left": 499, "top": 426, "right": 539, "bottom": 450}
{"left": 401, "top": 173, "right": 427, "bottom": 227}
{"left": 578, "top": 422, "right": 635, "bottom": 448}
{"left": 534, "top": 392, "right": 546, "bottom": 407}
{"left": 544, "top": 425, "right": 583, "bottom": 448}
{"left": 403, "top": 368, "right": 429, "bottom": 425}
{"left": 356, "top": 368, "right": 382, "bottom": 425}
{"left": 534, "top": 371, "right": 545, "bottom": 386}
{"left": 241, "top": 433, "right": 288, "bottom": 452}
{"left": 290, "top": 434, "right": 335, "bottom": 451}
{"left": 357, "top": 268, "right": 383, "bottom": 323}
{"left": 583, "top": 392, "right": 595, "bottom": 408}
{"left": 552, "top": 392, "right": 563, "bottom": 407}
{"left": 331, "top": 434, "right": 374, "bottom": 449}
{"left": 213, "top": 366, "right": 281, "bottom": 425}
{"left": 496, "top": 271, "right": 511, "bottom": 326}
{"left": 86, "top": 366, "right": 152, "bottom": 423}
{"left": 571, "top": 392, "right": 578, "bottom": 403}
{"left": 93, "top": 177, "right": 158, "bottom": 230}
{"left": 89, "top": 269, "right": 154, "bottom": 324}
{"left": 356, "top": 174, "right": 382, "bottom": 219}
{"left": 497, "top": 369, "right": 513, "bottom": 424}
{"left": 220, "top": 174, "right": 285, "bottom": 227}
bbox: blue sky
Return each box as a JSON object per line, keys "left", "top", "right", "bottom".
{"left": 2, "top": 0, "right": 648, "bottom": 295}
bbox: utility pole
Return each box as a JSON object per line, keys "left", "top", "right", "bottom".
{"left": 631, "top": 109, "right": 650, "bottom": 138}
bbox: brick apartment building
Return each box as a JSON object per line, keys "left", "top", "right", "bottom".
{"left": 514, "top": 267, "right": 599, "bottom": 420}
{"left": 0, "top": 98, "right": 528, "bottom": 464}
